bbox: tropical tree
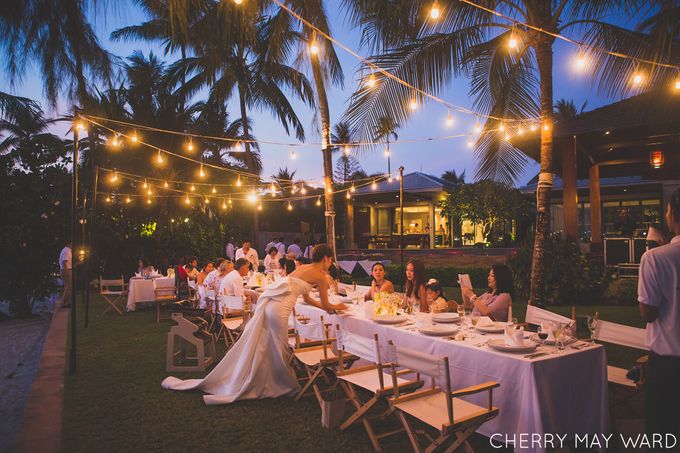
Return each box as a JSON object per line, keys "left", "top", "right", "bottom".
{"left": 373, "top": 116, "right": 399, "bottom": 175}
{"left": 0, "top": 0, "right": 112, "bottom": 105}
{"left": 272, "top": 167, "right": 297, "bottom": 195}
{"left": 343, "top": 0, "right": 678, "bottom": 304}
{"left": 441, "top": 169, "right": 465, "bottom": 185}
{"left": 553, "top": 98, "right": 587, "bottom": 123}
{"left": 331, "top": 122, "right": 363, "bottom": 185}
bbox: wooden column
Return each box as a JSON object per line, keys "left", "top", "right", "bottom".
{"left": 562, "top": 137, "right": 579, "bottom": 240}
{"left": 589, "top": 164, "right": 602, "bottom": 246}
{"left": 345, "top": 200, "right": 356, "bottom": 249}
{"left": 428, "top": 202, "right": 435, "bottom": 248}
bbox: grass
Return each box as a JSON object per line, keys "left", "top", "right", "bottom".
{"left": 62, "top": 294, "right": 645, "bottom": 452}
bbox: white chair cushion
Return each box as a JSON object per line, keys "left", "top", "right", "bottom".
{"left": 394, "top": 391, "right": 490, "bottom": 429}
{"left": 294, "top": 346, "right": 336, "bottom": 367}
{"left": 222, "top": 317, "right": 244, "bottom": 330}
{"left": 339, "top": 369, "right": 407, "bottom": 393}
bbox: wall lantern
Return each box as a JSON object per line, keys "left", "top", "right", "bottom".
{"left": 650, "top": 150, "right": 664, "bottom": 169}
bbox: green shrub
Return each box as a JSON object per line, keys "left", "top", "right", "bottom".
{"left": 510, "top": 238, "right": 607, "bottom": 305}
{"left": 604, "top": 278, "right": 639, "bottom": 305}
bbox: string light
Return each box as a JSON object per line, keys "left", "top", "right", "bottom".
{"left": 258, "top": 202, "right": 262, "bottom": 211}
{"left": 229, "top": 196, "right": 233, "bottom": 205}
{"left": 300, "top": 185, "right": 307, "bottom": 194}
{"left": 350, "top": 185, "right": 356, "bottom": 192}
{"left": 445, "top": 110, "right": 454, "bottom": 127}
{"left": 147, "top": 188, "right": 152, "bottom": 196}
{"left": 504, "top": 133, "right": 511, "bottom": 141}
{"left": 287, "top": 201, "right": 293, "bottom": 211}
{"left": 388, "top": 175, "right": 393, "bottom": 183}
{"left": 474, "top": 122, "right": 482, "bottom": 133}
{"left": 409, "top": 99, "right": 418, "bottom": 111}
{"left": 143, "top": 179, "right": 148, "bottom": 189}
{"left": 530, "top": 123, "right": 538, "bottom": 132}
{"left": 631, "top": 64, "right": 644, "bottom": 86}
{"left": 371, "top": 180, "right": 377, "bottom": 190}
{"left": 221, "top": 199, "right": 227, "bottom": 209}
{"left": 164, "top": 180, "right": 169, "bottom": 188}
{"left": 290, "top": 149, "right": 297, "bottom": 160}
{"left": 343, "top": 145, "right": 350, "bottom": 156}
{"left": 190, "top": 184, "right": 196, "bottom": 191}
{"left": 270, "top": 182, "right": 277, "bottom": 194}
{"left": 309, "top": 41, "right": 319, "bottom": 55}
{"left": 156, "top": 150, "right": 164, "bottom": 164}
{"left": 109, "top": 135, "right": 120, "bottom": 148}
{"left": 384, "top": 148, "right": 390, "bottom": 157}
{"left": 105, "top": 195, "right": 111, "bottom": 203}
{"left": 211, "top": 185, "right": 217, "bottom": 194}
{"left": 199, "top": 164, "right": 206, "bottom": 178}
{"left": 326, "top": 184, "right": 333, "bottom": 194}
{"left": 316, "top": 196, "right": 321, "bottom": 206}
{"left": 247, "top": 192, "right": 258, "bottom": 204}
{"left": 75, "top": 121, "right": 85, "bottom": 131}
{"left": 110, "top": 171, "right": 118, "bottom": 183}
{"left": 574, "top": 47, "right": 587, "bottom": 71}
{"left": 675, "top": 76, "right": 680, "bottom": 91}
{"left": 130, "top": 131, "right": 138, "bottom": 143}
{"left": 498, "top": 123, "right": 505, "bottom": 132}
{"left": 236, "top": 176, "right": 242, "bottom": 187}
{"left": 186, "top": 139, "right": 194, "bottom": 152}
{"left": 517, "top": 127, "right": 525, "bottom": 136}
{"left": 508, "top": 34, "right": 518, "bottom": 50}
{"left": 204, "top": 197, "right": 210, "bottom": 204}
{"left": 543, "top": 122, "right": 551, "bottom": 131}
{"left": 346, "top": 192, "right": 351, "bottom": 199}
{"left": 147, "top": 198, "right": 152, "bottom": 205}
{"left": 366, "top": 73, "right": 377, "bottom": 88}
{"left": 232, "top": 141, "right": 244, "bottom": 152}
{"left": 125, "top": 196, "right": 131, "bottom": 204}
{"left": 185, "top": 195, "right": 191, "bottom": 205}
{"left": 429, "top": 2, "right": 441, "bottom": 20}
{"left": 233, "top": 0, "right": 243, "bottom": 5}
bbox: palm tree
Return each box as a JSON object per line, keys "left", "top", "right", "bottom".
{"left": 272, "top": 167, "right": 297, "bottom": 195}
{"left": 343, "top": 0, "right": 676, "bottom": 304}
{"left": 331, "top": 122, "right": 363, "bottom": 185}
{"left": 373, "top": 117, "right": 399, "bottom": 175}
{"left": 441, "top": 169, "right": 465, "bottom": 185}
{"left": 0, "top": 0, "right": 112, "bottom": 106}
{"left": 553, "top": 99, "right": 587, "bottom": 123}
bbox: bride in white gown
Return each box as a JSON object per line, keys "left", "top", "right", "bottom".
{"left": 162, "top": 244, "right": 348, "bottom": 405}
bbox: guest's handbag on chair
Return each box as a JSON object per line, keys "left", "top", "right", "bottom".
{"left": 321, "top": 388, "right": 346, "bottom": 429}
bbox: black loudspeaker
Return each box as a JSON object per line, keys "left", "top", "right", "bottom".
{"left": 632, "top": 239, "right": 647, "bottom": 264}
{"left": 604, "top": 238, "right": 631, "bottom": 266}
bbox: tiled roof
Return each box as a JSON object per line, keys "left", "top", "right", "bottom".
{"left": 520, "top": 174, "right": 661, "bottom": 192}
{"left": 354, "top": 171, "right": 453, "bottom": 195}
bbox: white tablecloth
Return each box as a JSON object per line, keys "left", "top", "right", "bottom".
{"left": 127, "top": 277, "right": 176, "bottom": 311}
{"left": 294, "top": 302, "right": 608, "bottom": 453}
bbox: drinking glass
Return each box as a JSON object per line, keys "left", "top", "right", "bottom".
{"left": 586, "top": 316, "right": 598, "bottom": 343}
{"left": 553, "top": 323, "right": 566, "bottom": 351}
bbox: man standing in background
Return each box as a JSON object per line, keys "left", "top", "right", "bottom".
{"left": 287, "top": 238, "right": 302, "bottom": 258}
{"left": 225, "top": 237, "right": 235, "bottom": 261}
{"left": 59, "top": 241, "right": 72, "bottom": 308}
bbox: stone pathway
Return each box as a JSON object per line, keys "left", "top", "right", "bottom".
{"left": 0, "top": 315, "right": 51, "bottom": 451}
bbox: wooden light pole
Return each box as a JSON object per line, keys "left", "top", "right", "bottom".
{"left": 70, "top": 121, "right": 80, "bottom": 374}
{"left": 399, "top": 166, "right": 405, "bottom": 292}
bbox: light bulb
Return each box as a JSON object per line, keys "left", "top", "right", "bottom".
{"left": 290, "top": 150, "right": 297, "bottom": 160}
{"left": 147, "top": 198, "right": 152, "bottom": 205}
{"left": 409, "top": 99, "right": 418, "bottom": 111}
{"left": 530, "top": 123, "right": 538, "bottom": 132}
{"left": 474, "top": 123, "right": 482, "bottom": 133}
{"left": 350, "top": 185, "right": 356, "bottom": 192}
{"left": 498, "top": 123, "right": 505, "bottom": 132}
{"left": 106, "top": 196, "right": 111, "bottom": 203}
{"left": 205, "top": 198, "right": 210, "bottom": 204}
{"left": 126, "top": 197, "right": 131, "bottom": 204}
{"left": 675, "top": 79, "right": 680, "bottom": 90}
{"left": 504, "top": 133, "right": 511, "bottom": 141}
{"left": 384, "top": 148, "right": 390, "bottom": 156}
{"left": 326, "top": 185, "right": 332, "bottom": 194}
{"left": 190, "top": 184, "right": 196, "bottom": 191}
{"left": 543, "top": 122, "right": 551, "bottom": 131}
{"left": 310, "top": 42, "right": 319, "bottom": 55}
{"left": 371, "top": 180, "right": 377, "bottom": 190}
{"left": 517, "top": 127, "right": 525, "bottom": 135}
{"left": 111, "top": 172, "right": 118, "bottom": 182}
{"left": 147, "top": 189, "right": 152, "bottom": 196}
{"left": 301, "top": 186, "right": 307, "bottom": 194}
{"left": 156, "top": 151, "right": 163, "bottom": 164}
{"left": 247, "top": 192, "right": 258, "bottom": 204}
{"left": 343, "top": 146, "right": 349, "bottom": 156}
{"left": 430, "top": 4, "right": 440, "bottom": 19}
{"left": 143, "top": 179, "right": 148, "bottom": 189}
{"left": 258, "top": 202, "right": 262, "bottom": 211}
{"left": 236, "top": 176, "right": 242, "bottom": 187}
{"left": 228, "top": 197, "right": 232, "bottom": 205}
{"left": 199, "top": 165, "right": 206, "bottom": 178}
{"left": 316, "top": 196, "right": 321, "bottom": 206}
{"left": 346, "top": 192, "right": 351, "bottom": 199}
{"left": 388, "top": 176, "right": 393, "bottom": 183}
{"left": 632, "top": 72, "right": 643, "bottom": 86}
{"left": 234, "top": 0, "right": 243, "bottom": 4}
{"left": 75, "top": 122, "right": 85, "bottom": 131}
{"left": 211, "top": 185, "right": 216, "bottom": 194}
{"left": 575, "top": 53, "right": 587, "bottom": 71}
{"left": 185, "top": 196, "right": 191, "bottom": 205}
{"left": 270, "top": 182, "right": 276, "bottom": 193}
{"left": 164, "top": 180, "right": 169, "bottom": 188}
{"left": 467, "top": 140, "right": 474, "bottom": 148}
{"left": 186, "top": 141, "right": 194, "bottom": 152}
{"left": 445, "top": 111, "right": 454, "bottom": 127}
{"left": 366, "top": 74, "right": 377, "bottom": 88}
{"left": 287, "top": 202, "right": 293, "bottom": 211}
{"left": 508, "top": 36, "right": 518, "bottom": 50}
{"left": 221, "top": 200, "right": 227, "bottom": 209}
{"left": 130, "top": 132, "right": 138, "bottom": 142}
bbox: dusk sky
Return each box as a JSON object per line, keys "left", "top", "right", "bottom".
{"left": 0, "top": 1, "right": 639, "bottom": 186}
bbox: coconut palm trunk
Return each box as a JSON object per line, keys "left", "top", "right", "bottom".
{"left": 310, "top": 51, "right": 336, "bottom": 255}
{"left": 529, "top": 33, "right": 556, "bottom": 306}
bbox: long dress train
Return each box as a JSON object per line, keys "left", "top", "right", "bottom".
{"left": 161, "top": 276, "right": 310, "bottom": 405}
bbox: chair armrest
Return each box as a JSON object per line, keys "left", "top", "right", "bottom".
{"left": 450, "top": 381, "right": 500, "bottom": 399}
{"left": 636, "top": 355, "right": 648, "bottom": 366}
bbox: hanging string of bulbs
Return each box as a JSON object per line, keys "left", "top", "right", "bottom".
{"left": 100, "top": 166, "right": 393, "bottom": 211}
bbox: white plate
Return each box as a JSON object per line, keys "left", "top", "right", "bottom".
{"left": 432, "top": 313, "right": 460, "bottom": 323}
{"left": 487, "top": 339, "right": 538, "bottom": 353}
{"left": 476, "top": 322, "right": 506, "bottom": 333}
{"left": 529, "top": 334, "right": 577, "bottom": 346}
{"left": 373, "top": 315, "right": 407, "bottom": 324}
{"left": 417, "top": 324, "right": 458, "bottom": 336}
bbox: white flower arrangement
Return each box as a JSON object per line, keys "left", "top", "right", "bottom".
{"left": 373, "top": 292, "right": 402, "bottom": 317}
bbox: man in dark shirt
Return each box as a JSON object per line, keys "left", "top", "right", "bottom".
{"left": 613, "top": 207, "right": 637, "bottom": 236}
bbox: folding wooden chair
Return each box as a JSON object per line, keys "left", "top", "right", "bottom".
{"left": 593, "top": 317, "right": 648, "bottom": 413}
{"left": 100, "top": 276, "right": 126, "bottom": 315}
{"left": 217, "top": 295, "right": 250, "bottom": 348}
{"left": 291, "top": 315, "right": 343, "bottom": 408}
{"left": 387, "top": 341, "right": 500, "bottom": 453}
{"left": 166, "top": 312, "right": 216, "bottom": 372}
{"left": 523, "top": 304, "right": 574, "bottom": 328}
{"left": 335, "top": 328, "right": 422, "bottom": 451}
{"left": 154, "top": 284, "right": 178, "bottom": 323}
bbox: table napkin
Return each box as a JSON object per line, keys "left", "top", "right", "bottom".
{"left": 505, "top": 325, "right": 525, "bottom": 347}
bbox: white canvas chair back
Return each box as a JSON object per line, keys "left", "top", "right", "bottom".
{"left": 197, "top": 285, "right": 207, "bottom": 307}
{"left": 100, "top": 276, "right": 125, "bottom": 293}
{"left": 594, "top": 320, "right": 647, "bottom": 351}
{"left": 337, "top": 330, "right": 380, "bottom": 364}
{"left": 294, "top": 317, "right": 326, "bottom": 341}
{"left": 188, "top": 280, "right": 197, "bottom": 290}
{"left": 389, "top": 343, "right": 444, "bottom": 380}
{"left": 219, "top": 295, "right": 245, "bottom": 313}
{"left": 525, "top": 304, "right": 572, "bottom": 326}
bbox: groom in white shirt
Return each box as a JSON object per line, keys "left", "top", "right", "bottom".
{"left": 235, "top": 240, "right": 259, "bottom": 271}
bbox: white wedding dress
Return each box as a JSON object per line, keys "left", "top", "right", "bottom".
{"left": 162, "top": 276, "right": 310, "bottom": 405}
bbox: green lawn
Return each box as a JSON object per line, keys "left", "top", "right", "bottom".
{"left": 62, "top": 294, "right": 645, "bottom": 452}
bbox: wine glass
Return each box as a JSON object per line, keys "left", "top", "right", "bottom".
{"left": 553, "top": 323, "right": 566, "bottom": 351}
{"left": 537, "top": 325, "right": 549, "bottom": 342}
{"left": 587, "top": 316, "right": 598, "bottom": 343}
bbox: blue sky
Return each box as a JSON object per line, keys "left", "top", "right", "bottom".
{"left": 0, "top": 1, "right": 636, "bottom": 186}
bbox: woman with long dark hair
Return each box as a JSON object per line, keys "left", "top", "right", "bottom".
{"left": 460, "top": 264, "right": 513, "bottom": 322}
{"left": 404, "top": 259, "right": 428, "bottom": 312}
{"left": 364, "top": 262, "right": 394, "bottom": 301}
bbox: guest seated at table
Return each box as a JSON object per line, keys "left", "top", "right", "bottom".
{"left": 459, "top": 264, "right": 513, "bottom": 322}
{"left": 281, "top": 253, "right": 296, "bottom": 275}
{"left": 203, "top": 258, "right": 223, "bottom": 291}
{"left": 278, "top": 257, "right": 288, "bottom": 276}
{"left": 257, "top": 264, "right": 266, "bottom": 274}
{"left": 197, "top": 261, "right": 214, "bottom": 286}
{"left": 263, "top": 246, "right": 282, "bottom": 271}
{"left": 185, "top": 256, "right": 199, "bottom": 280}
{"left": 404, "top": 259, "right": 428, "bottom": 312}
{"left": 176, "top": 256, "right": 188, "bottom": 281}
{"left": 137, "top": 257, "right": 155, "bottom": 276}
{"left": 208, "top": 259, "right": 232, "bottom": 292}
{"left": 219, "top": 258, "right": 250, "bottom": 297}
{"left": 364, "top": 262, "right": 394, "bottom": 301}
{"left": 295, "top": 256, "right": 310, "bottom": 267}
{"left": 425, "top": 279, "right": 449, "bottom": 313}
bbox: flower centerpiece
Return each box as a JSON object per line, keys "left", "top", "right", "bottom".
{"left": 373, "top": 292, "right": 402, "bottom": 317}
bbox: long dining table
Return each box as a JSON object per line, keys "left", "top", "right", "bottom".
{"left": 293, "top": 295, "right": 608, "bottom": 453}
